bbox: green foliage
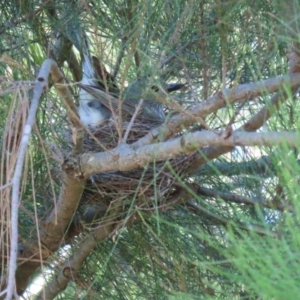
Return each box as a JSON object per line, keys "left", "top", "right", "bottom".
{"left": 1, "top": 0, "right": 300, "bottom": 299}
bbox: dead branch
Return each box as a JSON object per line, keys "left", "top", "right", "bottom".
{"left": 6, "top": 59, "right": 51, "bottom": 300}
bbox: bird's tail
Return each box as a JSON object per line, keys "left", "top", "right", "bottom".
{"left": 68, "top": 23, "right": 96, "bottom": 86}
{"left": 81, "top": 53, "right": 95, "bottom": 86}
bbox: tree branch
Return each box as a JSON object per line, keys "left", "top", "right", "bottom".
{"left": 186, "top": 44, "right": 300, "bottom": 174}
{"left": 185, "top": 201, "right": 278, "bottom": 237}
{"left": 49, "top": 59, "right": 84, "bottom": 154}
{"left": 197, "top": 187, "right": 286, "bottom": 211}
{"left": 5, "top": 59, "right": 50, "bottom": 300}
{"left": 37, "top": 185, "right": 195, "bottom": 299}
{"left": 133, "top": 73, "right": 300, "bottom": 149}
{"left": 78, "top": 131, "right": 299, "bottom": 178}
{"left": 6, "top": 59, "right": 86, "bottom": 296}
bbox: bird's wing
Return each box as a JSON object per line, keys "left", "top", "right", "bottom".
{"left": 78, "top": 84, "right": 131, "bottom": 113}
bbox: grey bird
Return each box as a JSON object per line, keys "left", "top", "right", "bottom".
{"left": 78, "top": 52, "right": 112, "bottom": 127}
{"left": 72, "top": 28, "right": 185, "bottom": 125}
{"left": 124, "top": 78, "right": 185, "bottom": 121}
{"left": 79, "top": 74, "right": 185, "bottom": 125}
{"left": 70, "top": 27, "right": 112, "bottom": 127}
{"left": 69, "top": 25, "right": 185, "bottom": 126}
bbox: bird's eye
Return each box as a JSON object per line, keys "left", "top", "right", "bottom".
{"left": 151, "top": 85, "right": 159, "bottom": 92}
{"left": 88, "top": 101, "right": 101, "bottom": 109}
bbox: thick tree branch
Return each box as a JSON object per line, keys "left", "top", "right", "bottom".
{"left": 78, "top": 131, "right": 299, "bottom": 178}
{"left": 37, "top": 186, "right": 195, "bottom": 299}
{"left": 243, "top": 88, "right": 297, "bottom": 132}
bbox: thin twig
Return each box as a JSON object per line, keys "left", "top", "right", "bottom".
{"left": 161, "top": 36, "right": 199, "bottom": 68}
{"left": 0, "top": 182, "right": 12, "bottom": 191}
{"left": 112, "top": 38, "right": 127, "bottom": 79}
{"left": 122, "top": 99, "right": 144, "bottom": 143}
{"left": 0, "top": 0, "right": 53, "bottom": 35}
{"left": 185, "top": 201, "right": 278, "bottom": 237}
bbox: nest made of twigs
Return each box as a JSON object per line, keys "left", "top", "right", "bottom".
{"left": 81, "top": 118, "right": 194, "bottom": 199}
{"left": 82, "top": 118, "right": 158, "bottom": 152}
{"left": 76, "top": 94, "right": 197, "bottom": 224}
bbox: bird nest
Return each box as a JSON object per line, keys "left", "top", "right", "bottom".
{"left": 78, "top": 105, "right": 197, "bottom": 224}
{"left": 81, "top": 118, "right": 159, "bottom": 152}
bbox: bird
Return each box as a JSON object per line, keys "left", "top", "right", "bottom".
{"left": 78, "top": 97, "right": 111, "bottom": 128}
{"left": 78, "top": 52, "right": 112, "bottom": 127}
{"left": 72, "top": 27, "right": 185, "bottom": 126}
{"left": 70, "top": 27, "right": 113, "bottom": 128}
{"left": 78, "top": 75, "right": 185, "bottom": 126}
{"left": 123, "top": 78, "right": 165, "bottom": 119}
{"left": 124, "top": 78, "right": 185, "bottom": 120}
